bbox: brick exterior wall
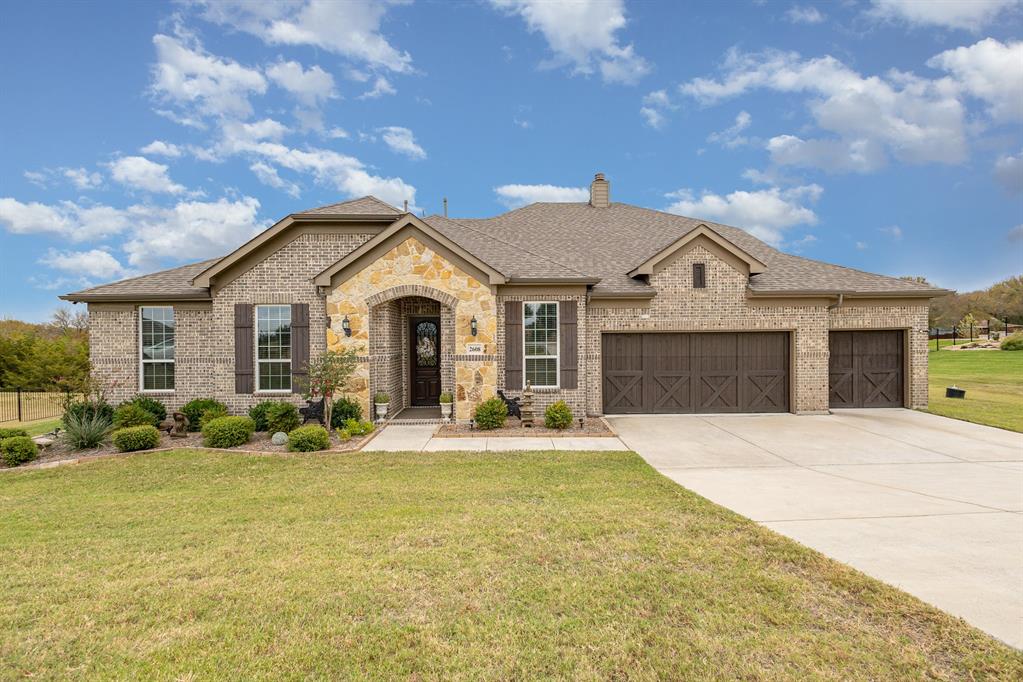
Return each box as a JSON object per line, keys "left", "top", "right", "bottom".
{"left": 87, "top": 230, "right": 930, "bottom": 419}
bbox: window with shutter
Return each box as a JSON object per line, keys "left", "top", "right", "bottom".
{"left": 693, "top": 263, "right": 706, "bottom": 289}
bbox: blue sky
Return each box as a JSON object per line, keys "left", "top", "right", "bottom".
{"left": 1, "top": 0, "right": 1021, "bottom": 322}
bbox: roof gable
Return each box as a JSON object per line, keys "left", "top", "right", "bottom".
{"left": 628, "top": 224, "right": 767, "bottom": 278}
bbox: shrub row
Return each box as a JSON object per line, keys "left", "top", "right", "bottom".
{"left": 472, "top": 398, "right": 576, "bottom": 430}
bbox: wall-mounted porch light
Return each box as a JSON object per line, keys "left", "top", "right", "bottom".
{"left": 342, "top": 315, "right": 352, "bottom": 337}
{"left": 470, "top": 315, "right": 478, "bottom": 336}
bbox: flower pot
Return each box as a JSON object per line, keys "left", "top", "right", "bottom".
{"left": 375, "top": 403, "right": 389, "bottom": 421}
{"left": 440, "top": 402, "right": 452, "bottom": 421}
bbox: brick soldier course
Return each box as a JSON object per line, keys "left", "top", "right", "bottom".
{"left": 65, "top": 176, "right": 948, "bottom": 421}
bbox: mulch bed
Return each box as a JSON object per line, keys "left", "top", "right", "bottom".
{"left": 436, "top": 417, "right": 614, "bottom": 437}
{"left": 7, "top": 428, "right": 375, "bottom": 471}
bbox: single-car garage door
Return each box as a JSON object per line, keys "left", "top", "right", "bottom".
{"left": 829, "top": 330, "right": 904, "bottom": 408}
{"left": 602, "top": 332, "right": 789, "bottom": 414}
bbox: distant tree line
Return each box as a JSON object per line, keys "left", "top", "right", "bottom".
{"left": 911, "top": 276, "right": 1023, "bottom": 330}
{"left": 0, "top": 308, "right": 89, "bottom": 390}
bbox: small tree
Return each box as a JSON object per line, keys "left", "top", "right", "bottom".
{"left": 301, "top": 348, "right": 360, "bottom": 431}
{"left": 957, "top": 313, "right": 977, "bottom": 342}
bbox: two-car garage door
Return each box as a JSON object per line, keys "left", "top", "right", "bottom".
{"left": 602, "top": 332, "right": 789, "bottom": 414}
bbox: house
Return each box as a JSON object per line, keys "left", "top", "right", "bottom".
{"left": 62, "top": 173, "right": 949, "bottom": 422}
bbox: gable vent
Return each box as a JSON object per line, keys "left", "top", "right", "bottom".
{"left": 590, "top": 172, "right": 610, "bottom": 208}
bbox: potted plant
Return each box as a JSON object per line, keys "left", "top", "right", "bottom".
{"left": 374, "top": 392, "right": 390, "bottom": 421}
{"left": 438, "top": 392, "right": 453, "bottom": 421}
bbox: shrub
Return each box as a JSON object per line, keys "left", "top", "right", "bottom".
{"left": 62, "top": 409, "right": 112, "bottom": 449}
{"left": 343, "top": 418, "right": 375, "bottom": 436}
{"left": 112, "top": 425, "right": 160, "bottom": 452}
{"left": 182, "top": 398, "right": 226, "bottom": 432}
{"left": 201, "top": 416, "right": 255, "bottom": 448}
{"left": 1000, "top": 333, "right": 1023, "bottom": 351}
{"left": 374, "top": 392, "right": 390, "bottom": 404}
{"left": 474, "top": 398, "right": 507, "bottom": 430}
{"left": 288, "top": 425, "right": 330, "bottom": 452}
{"left": 439, "top": 392, "right": 453, "bottom": 404}
{"left": 1, "top": 436, "right": 38, "bottom": 467}
{"left": 0, "top": 428, "right": 29, "bottom": 439}
{"left": 265, "top": 401, "right": 300, "bottom": 434}
{"left": 248, "top": 400, "right": 276, "bottom": 432}
{"left": 335, "top": 428, "right": 351, "bottom": 442}
{"left": 125, "top": 395, "right": 167, "bottom": 423}
{"left": 544, "top": 400, "right": 574, "bottom": 430}
{"left": 113, "top": 403, "right": 158, "bottom": 429}
{"left": 199, "top": 405, "right": 229, "bottom": 429}
{"left": 330, "top": 396, "right": 363, "bottom": 428}
{"left": 63, "top": 400, "right": 114, "bottom": 428}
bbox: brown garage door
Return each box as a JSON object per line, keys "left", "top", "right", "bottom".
{"left": 829, "top": 330, "right": 904, "bottom": 408}
{"left": 602, "top": 332, "right": 789, "bottom": 414}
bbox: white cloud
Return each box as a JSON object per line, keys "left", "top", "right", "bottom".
{"left": 856, "top": 241, "right": 868, "bottom": 250}
{"left": 0, "top": 198, "right": 131, "bottom": 241}
{"left": 377, "top": 126, "right": 426, "bottom": 160}
{"left": 927, "top": 39, "right": 1023, "bottom": 123}
{"left": 196, "top": 0, "right": 413, "bottom": 73}
{"left": 494, "top": 183, "right": 589, "bottom": 208}
{"left": 640, "top": 106, "right": 665, "bottom": 129}
{"left": 327, "top": 127, "right": 350, "bottom": 139}
{"left": 39, "top": 248, "right": 132, "bottom": 279}
{"left": 664, "top": 184, "right": 822, "bottom": 245}
{"left": 708, "top": 110, "right": 752, "bottom": 148}
{"left": 357, "top": 75, "right": 396, "bottom": 99}
{"left": 785, "top": 5, "right": 825, "bottom": 24}
{"left": 680, "top": 46, "right": 971, "bottom": 172}
{"left": 266, "top": 60, "right": 337, "bottom": 106}
{"left": 250, "top": 162, "right": 301, "bottom": 198}
{"left": 23, "top": 170, "right": 48, "bottom": 187}
{"left": 108, "top": 156, "right": 186, "bottom": 194}
{"left": 867, "top": 0, "right": 1019, "bottom": 31}
{"left": 994, "top": 149, "right": 1023, "bottom": 194}
{"left": 140, "top": 140, "right": 183, "bottom": 158}
{"left": 640, "top": 89, "right": 677, "bottom": 129}
{"left": 1009, "top": 224, "right": 1023, "bottom": 241}
{"left": 63, "top": 167, "right": 103, "bottom": 190}
{"left": 489, "top": 0, "right": 650, "bottom": 84}
{"left": 878, "top": 224, "right": 903, "bottom": 240}
{"left": 150, "top": 32, "right": 267, "bottom": 120}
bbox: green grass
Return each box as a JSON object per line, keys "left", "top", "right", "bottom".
{"left": 2, "top": 450, "right": 1019, "bottom": 679}
{"left": 927, "top": 350, "right": 1023, "bottom": 432}
{"left": 5, "top": 416, "right": 61, "bottom": 437}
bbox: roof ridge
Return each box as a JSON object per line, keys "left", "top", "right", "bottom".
{"left": 77, "top": 257, "right": 221, "bottom": 293}
{"left": 298, "top": 195, "right": 400, "bottom": 214}
{"left": 429, "top": 214, "right": 590, "bottom": 278}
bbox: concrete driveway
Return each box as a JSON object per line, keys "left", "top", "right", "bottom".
{"left": 608, "top": 409, "right": 1023, "bottom": 648}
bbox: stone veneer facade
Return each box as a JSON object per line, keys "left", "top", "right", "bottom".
{"left": 87, "top": 229, "right": 929, "bottom": 420}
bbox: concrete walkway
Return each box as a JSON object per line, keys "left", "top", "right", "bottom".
{"left": 364, "top": 424, "right": 629, "bottom": 452}
{"left": 608, "top": 409, "right": 1023, "bottom": 649}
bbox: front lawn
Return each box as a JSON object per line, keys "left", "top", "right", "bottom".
{"left": 927, "top": 350, "right": 1023, "bottom": 432}
{"left": 1, "top": 450, "right": 1019, "bottom": 679}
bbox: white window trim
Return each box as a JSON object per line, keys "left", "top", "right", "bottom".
{"left": 255, "top": 304, "right": 293, "bottom": 393}
{"left": 523, "top": 300, "right": 559, "bottom": 389}
{"left": 139, "top": 305, "right": 175, "bottom": 393}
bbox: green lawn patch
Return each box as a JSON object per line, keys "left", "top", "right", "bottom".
{"left": 927, "top": 351, "right": 1023, "bottom": 432}
{"left": 3, "top": 417, "right": 60, "bottom": 437}
{"left": 1, "top": 450, "right": 1019, "bottom": 679}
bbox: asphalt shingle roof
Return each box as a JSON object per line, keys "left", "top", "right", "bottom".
{"left": 63, "top": 198, "right": 945, "bottom": 301}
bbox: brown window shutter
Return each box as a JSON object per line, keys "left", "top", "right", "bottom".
{"left": 559, "top": 300, "right": 578, "bottom": 389}
{"left": 234, "top": 304, "right": 254, "bottom": 394}
{"left": 504, "top": 300, "right": 523, "bottom": 390}
{"left": 693, "top": 263, "right": 706, "bottom": 289}
{"left": 291, "top": 303, "right": 309, "bottom": 394}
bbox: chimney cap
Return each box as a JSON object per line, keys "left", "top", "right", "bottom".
{"left": 594, "top": 172, "right": 606, "bottom": 181}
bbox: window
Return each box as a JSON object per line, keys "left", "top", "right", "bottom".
{"left": 140, "top": 307, "right": 175, "bottom": 391}
{"left": 257, "top": 305, "right": 292, "bottom": 391}
{"left": 693, "top": 262, "right": 706, "bottom": 289}
{"left": 523, "top": 302, "right": 558, "bottom": 388}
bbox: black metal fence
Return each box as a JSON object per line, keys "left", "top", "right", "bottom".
{"left": 0, "top": 389, "right": 68, "bottom": 424}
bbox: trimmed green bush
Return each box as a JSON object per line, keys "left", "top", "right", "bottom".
{"left": 124, "top": 395, "right": 167, "bottom": 423}
{"left": 112, "top": 425, "right": 161, "bottom": 452}
{"left": 342, "top": 418, "right": 375, "bottom": 436}
{"left": 265, "top": 401, "right": 300, "bottom": 434}
{"left": 330, "top": 396, "right": 363, "bottom": 428}
{"left": 113, "top": 403, "right": 158, "bottom": 429}
{"left": 199, "top": 405, "right": 229, "bottom": 429}
{"left": 63, "top": 400, "right": 114, "bottom": 427}
{"left": 0, "top": 428, "right": 29, "bottom": 439}
{"left": 248, "top": 400, "right": 276, "bottom": 432}
{"left": 474, "top": 398, "right": 508, "bottom": 430}
{"left": 1000, "top": 333, "right": 1023, "bottom": 351}
{"left": 544, "top": 400, "right": 574, "bottom": 430}
{"left": 1, "top": 436, "right": 38, "bottom": 467}
{"left": 287, "top": 425, "right": 330, "bottom": 452}
{"left": 335, "top": 428, "right": 351, "bottom": 442}
{"left": 201, "top": 416, "right": 255, "bottom": 448}
{"left": 62, "top": 409, "right": 112, "bottom": 449}
{"left": 182, "top": 398, "right": 226, "bottom": 432}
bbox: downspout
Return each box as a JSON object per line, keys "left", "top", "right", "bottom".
{"left": 827, "top": 293, "right": 844, "bottom": 311}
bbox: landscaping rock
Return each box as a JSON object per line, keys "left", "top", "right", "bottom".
{"left": 31, "top": 436, "right": 55, "bottom": 449}
{"left": 271, "top": 432, "right": 289, "bottom": 446}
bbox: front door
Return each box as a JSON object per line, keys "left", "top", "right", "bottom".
{"left": 410, "top": 317, "right": 441, "bottom": 405}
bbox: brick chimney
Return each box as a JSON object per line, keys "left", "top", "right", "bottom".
{"left": 589, "top": 172, "right": 610, "bottom": 208}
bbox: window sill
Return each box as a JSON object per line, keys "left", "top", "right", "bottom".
{"left": 139, "top": 390, "right": 175, "bottom": 394}
{"left": 255, "top": 391, "right": 293, "bottom": 395}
